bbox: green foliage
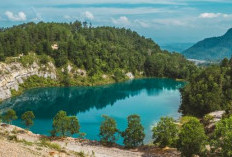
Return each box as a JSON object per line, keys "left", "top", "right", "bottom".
{"left": 177, "top": 118, "right": 207, "bottom": 157}
{"left": 180, "top": 116, "right": 198, "bottom": 124}
{"left": 2, "top": 109, "right": 18, "bottom": 124}
{"left": 39, "top": 138, "right": 61, "bottom": 151}
{"left": 8, "top": 135, "right": 18, "bottom": 141}
{"left": 19, "top": 54, "right": 37, "bottom": 67}
{"left": 11, "top": 88, "right": 23, "bottom": 97}
{"left": 212, "top": 116, "right": 232, "bottom": 156}
{"left": 144, "top": 52, "right": 196, "bottom": 79}
{"left": 20, "top": 75, "right": 59, "bottom": 89}
{"left": 122, "top": 114, "right": 145, "bottom": 148}
{"left": 180, "top": 59, "right": 232, "bottom": 117}
{"left": 99, "top": 115, "right": 118, "bottom": 146}
{"left": 0, "top": 22, "right": 195, "bottom": 80}
{"left": 113, "top": 69, "right": 126, "bottom": 82}
{"left": 67, "top": 116, "right": 80, "bottom": 136}
{"left": 51, "top": 110, "right": 80, "bottom": 137}
{"left": 21, "top": 111, "right": 35, "bottom": 128}
{"left": 52, "top": 110, "right": 70, "bottom": 137}
{"left": 39, "top": 54, "right": 51, "bottom": 65}
{"left": 202, "top": 114, "right": 214, "bottom": 125}
{"left": 152, "top": 117, "right": 178, "bottom": 148}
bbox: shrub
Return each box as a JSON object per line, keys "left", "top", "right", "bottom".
{"left": 152, "top": 117, "right": 178, "bottom": 148}
{"left": 177, "top": 118, "right": 207, "bottom": 156}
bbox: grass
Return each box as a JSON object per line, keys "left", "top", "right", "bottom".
{"left": 20, "top": 139, "right": 33, "bottom": 146}
{"left": 7, "top": 135, "right": 18, "bottom": 141}
{"left": 38, "top": 138, "right": 61, "bottom": 151}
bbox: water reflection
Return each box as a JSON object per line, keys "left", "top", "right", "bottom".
{"left": 0, "top": 78, "right": 184, "bottom": 119}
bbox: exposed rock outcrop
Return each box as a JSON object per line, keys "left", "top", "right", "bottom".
{"left": 126, "top": 72, "right": 134, "bottom": 79}
{"left": 0, "top": 61, "right": 56, "bottom": 101}
{"left": 205, "top": 110, "right": 225, "bottom": 133}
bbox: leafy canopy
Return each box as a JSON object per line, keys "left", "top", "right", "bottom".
{"left": 122, "top": 114, "right": 145, "bottom": 148}
{"left": 21, "top": 111, "right": 35, "bottom": 128}
{"left": 152, "top": 117, "right": 178, "bottom": 148}
{"left": 99, "top": 115, "right": 118, "bottom": 146}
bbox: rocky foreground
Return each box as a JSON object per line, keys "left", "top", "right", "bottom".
{"left": 0, "top": 124, "right": 180, "bottom": 157}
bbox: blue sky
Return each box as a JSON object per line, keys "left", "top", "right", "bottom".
{"left": 1, "top": 0, "right": 232, "bottom": 44}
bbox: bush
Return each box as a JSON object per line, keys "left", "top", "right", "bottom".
{"left": 39, "top": 138, "right": 61, "bottom": 151}
{"left": 213, "top": 116, "right": 232, "bottom": 156}
{"left": 177, "top": 118, "right": 207, "bottom": 156}
{"left": 8, "top": 135, "right": 18, "bottom": 141}
{"left": 152, "top": 117, "right": 178, "bottom": 148}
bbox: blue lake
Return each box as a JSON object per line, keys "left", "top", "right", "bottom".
{"left": 0, "top": 78, "right": 185, "bottom": 144}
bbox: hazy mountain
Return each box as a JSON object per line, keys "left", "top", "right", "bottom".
{"left": 160, "top": 43, "right": 194, "bottom": 53}
{"left": 183, "top": 28, "right": 232, "bottom": 61}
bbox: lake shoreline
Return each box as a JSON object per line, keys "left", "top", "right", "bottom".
{"left": 0, "top": 123, "right": 180, "bottom": 157}
{"left": 0, "top": 76, "right": 185, "bottom": 104}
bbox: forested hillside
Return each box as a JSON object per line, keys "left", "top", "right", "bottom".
{"left": 180, "top": 58, "right": 232, "bottom": 117}
{"left": 0, "top": 21, "right": 195, "bottom": 80}
{"left": 183, "top": 28, "right": 232, "bottom": 61}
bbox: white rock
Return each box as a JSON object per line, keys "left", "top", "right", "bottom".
{"left": 126, "top": 72, "right": 134, "bottom": 79}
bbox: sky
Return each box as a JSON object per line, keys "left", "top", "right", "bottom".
{"left": 0, "top": 0, "right": 232, "bottom": 44}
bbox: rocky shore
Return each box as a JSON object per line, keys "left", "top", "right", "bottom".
{"left": 0, "top": 61, "right": 56, "bottom": 101}
{"left": 0, "top": 124, "right": 180, "bottom": 157}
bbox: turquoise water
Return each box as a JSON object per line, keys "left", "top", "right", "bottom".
{"left": 0, "top": 78, "right": 185, "bottom": 144}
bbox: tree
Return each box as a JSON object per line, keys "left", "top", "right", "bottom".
{"left": 52, "top": 110, "right": 70, "bottom": 137}
{"left": 213, "top": 116, "right": 232, "bottom": 156}
{"left": 51, "top": 110, "right": 80, "bottom": 137}
{"left": 99, "top": 115, "right": 118, "bottom": 146}
{"left": 122, "top": 114, "right": 145, "bottom": 148}
{"left": 177, "top": 118, "right": 207, "bottom": 156}
{"left": 2, "top": 109, "right": 18, "bottom": 124}
{"left": 21, "top": 111, "right": 35, "bottom": 129}
{"left": 152, "top": 117, "right": 178, "bottom": 148}
{"left": 68, "top": 116, "right": 80, "bottom": 136}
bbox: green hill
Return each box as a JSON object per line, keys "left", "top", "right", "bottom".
{"left": 183, "top": 28, "right": 232, "bottom": 61}
{"left": 0, "top": 21, "right": 195, "bottom": 80}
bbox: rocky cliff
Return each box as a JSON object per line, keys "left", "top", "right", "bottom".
{"left": 0, "top": 61, "right": 56, "bottom": 101}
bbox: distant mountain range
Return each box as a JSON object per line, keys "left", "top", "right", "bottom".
{"left": 160, "top": 43, "right": 194, "bottom": 53}
{"left": 183, "top": 28, "right": 232, "bottom": 61}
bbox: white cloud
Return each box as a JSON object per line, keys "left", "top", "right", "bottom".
{"left": 153, "top": 19, "right": 187, "bottom": 26}
{"left": 84, "top": 11, "right": 94, "bottom": 20}
{"left": 134, "top": 20, "right": 150, "bottom": 28}
{"left": 64, "top": 15, "right": 72, "bottom": 19}
{"left": 31, "top": 7, "right": 42, "bottom": 21}
{"left": 199, "top": 12, "right": 231, "bottom": 18}
{"left": 112, "top": 16, "right": 130, "bottom": 25}
{"left": 5, "top": 11, "right": 27, "bottom": 21}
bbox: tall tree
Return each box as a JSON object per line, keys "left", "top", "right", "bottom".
{"left": 177, "top": 118, "right": 207, "bottom": 156}
{"left": 68, "top": 116, "right": 80, "bottom": 136}
{"left": 152, "top": 117, "right": 178, "bottom": 148}
{"left": 52, "top": 110, "right": 70, "bottom": 137}
{"left": 2, "top": 109, "right": 18, "bottom": 124}
{"left": 21, "top": 111, "right": 35, "bottom": 129}
{"left": 122, "top": 114, "right": 145, "bottom": 148}
{"left": 99, "top": 115, "right": 118, "bottom": 146}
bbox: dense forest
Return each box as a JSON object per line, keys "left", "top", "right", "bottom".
{"left": 180, "top": 58, "right": 232, "bottom": 117}
{"left": 0, "top": 21, "right": 196, "bottom": 80}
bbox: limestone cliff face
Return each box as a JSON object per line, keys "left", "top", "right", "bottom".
{"left": 0, "top": 61, "right": 56, "bottom": 101}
